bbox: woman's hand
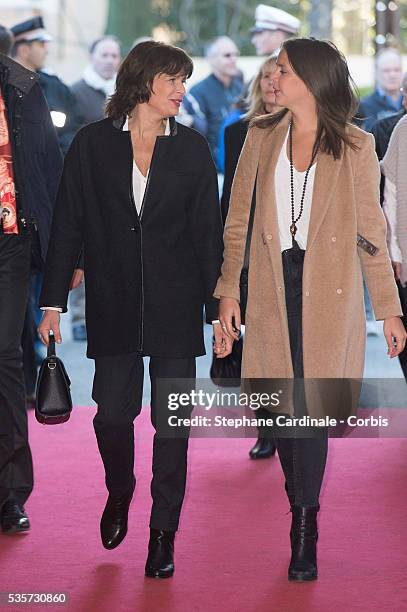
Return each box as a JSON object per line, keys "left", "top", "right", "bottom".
{"left": 219, "top": 297, "right": 241, "bottom": 341}
{"left": 213, "top": 321, "right": 233, "bottom": 358}
{"left": 383, "top": 316, "right": 406, "bottom": 358}
{"left": 38, "top": 310, "right": 62, "bottom": 345}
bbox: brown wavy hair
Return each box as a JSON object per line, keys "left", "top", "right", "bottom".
{"left": 252, "top": 38, "right": 360, "bottom": 160}
{"left": 106, "top": 41, "right": 193, "bottom": 119}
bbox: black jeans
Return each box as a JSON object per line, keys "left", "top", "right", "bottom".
{"left": 397, "top": 281, "right": 407, "bottom": 380}
{"left": 92, "top": 354, "right": 195, "bottom": 531}
{"left": 273, "top": 241, "right": 328, "bottom": 507}
{"left": 0, "top": 234, "right": 34, "bottom": 509}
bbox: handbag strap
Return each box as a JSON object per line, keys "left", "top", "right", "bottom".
{"left": 47, "top": 334, "right": 56, "bottom": 358}
{"left": 242, "top": 171, "right": 258, "bottom": 273}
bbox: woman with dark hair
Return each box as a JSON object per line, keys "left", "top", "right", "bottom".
{"left": 38, "top": 41, "right": 226, "bottom": 578}
{"left": 220, "top": 54, "right": 279, "bottom": 460}
{"left": 215, "top": 38, "right": 405, "bottom": 580}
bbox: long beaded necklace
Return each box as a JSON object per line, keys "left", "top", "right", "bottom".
{"left": 288, "top": 121, "right": 318, "bottom": 241}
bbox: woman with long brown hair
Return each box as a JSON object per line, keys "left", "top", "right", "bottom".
{"left": 215, "top": 38, "right": 405, "bottom": 581}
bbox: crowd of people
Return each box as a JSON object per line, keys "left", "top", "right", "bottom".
{"left": 0, "top": 1, "right": 406, "bottom": 585}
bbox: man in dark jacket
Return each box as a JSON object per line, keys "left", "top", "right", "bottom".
{"left": 0, "top": 53, "right": 63, "bottom": 533}
{"left": 371, "top": 71, "right": 407, "bottom": 161}
{"left": 358, "top": 48, "right": 404, "bottom": 133}
{"left": 71, "top": 36, "right": 121, "bottom": 127}
{"left": 188, "top": 37, "right": 243, "bottom": 171}
{"left": 11, "top": 17, "right": 83, "bottom": 393}
{"left": 11, "top": 17, "right": 82, "bottom": 155}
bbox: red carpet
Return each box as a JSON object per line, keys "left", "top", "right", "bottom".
{"left": 1, "top": 406, "right": 406, "bottom": 612}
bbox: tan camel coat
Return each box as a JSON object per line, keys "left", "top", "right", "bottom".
{"left": 214, "top": 113, "right": 402, "bottom": 384}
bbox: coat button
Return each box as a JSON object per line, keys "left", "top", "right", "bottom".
{"left": 130, "top": 226, "right": 139, "bottom": 232}
{"left": 336, "top": 288, "right": 342, "bottom": 294}
{"left": 305, "top": 291, "right": 310, "bottom": 297}
{"left": 266, "top": 234, "right": 273, "bottom": 240}
{"left": 331, "top": 236, "right": 337, "bottom": 242}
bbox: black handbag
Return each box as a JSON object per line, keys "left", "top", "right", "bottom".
{"left": 210, "top": 335, "right": 243, "bottom": 387}
{"left": 35, "top": 334, "right": 73, "bottom": 425}
{"left": 210, "top": 174, "right": 257, "bottom": 385}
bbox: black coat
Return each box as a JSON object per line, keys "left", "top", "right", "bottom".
{"left": 38, "top": 71, "right": 84, "bottom": 156}
{"left": 39, "top": 116, "right": 223, "bottom": 358}
{"left": 371, "top": 108, "right": 405, "bottom": 160}
{"left": 357, "top": 90, "right": 403, "bottom": 132}
{"left": 70, "top": 79, "right": 106, "bottom": 126}
{"left": 370, "top": 108, "right": 405, "bottom": 205}
{"left": 220, "top": 118, "right": 248, "bottom": 224}
{"left": 0, "top": 54, "right": 63, "bottom": 266}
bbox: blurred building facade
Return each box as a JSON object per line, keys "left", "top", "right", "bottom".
{"left": 0, "top": 0, "right": 108, "bottom": 81}
{"left": 1, "top": 0, "right": 406, "bottom": 88}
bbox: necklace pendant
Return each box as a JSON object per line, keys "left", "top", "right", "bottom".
{"left": 290, "top": 223, "right": 297, "bottom": 237}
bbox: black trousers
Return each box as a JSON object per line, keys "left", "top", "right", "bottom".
{"left": 0, "top": 234, "right": 34, "bottom": 509}
{"left": 92, "top": 354, "right": 195, "bottom": 531}
{"left": 273, "top": 241, "right": 328, "bottom": 507}
{"left": 397, "top": 281, "right": 407, "bottom": 380}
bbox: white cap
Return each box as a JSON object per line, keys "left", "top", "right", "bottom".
{"left": 250, "top": 4, "right": 300, "bottom": 35}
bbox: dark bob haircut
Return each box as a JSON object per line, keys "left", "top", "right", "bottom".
{"left": 253, "top": 38, "right": 360, "bottom": 160}
{"left": 106, "top": 41, "right": 193, "bottom": 119}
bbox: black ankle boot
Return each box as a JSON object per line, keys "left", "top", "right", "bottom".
{"left": 0, "top": 501, "right": 30, "bottom": 534}
{"left": 100, "top": 480, "right": 135, "bottom": 550}
{"left": 249, "top": 436, "right": 276, "bottom": 459}
{"left": 284, "top": 483, "right": 296, "bottom": 544}
{"left": 145, "top": 528, "right": 175, "bottom": 579}
{"left": 288, "top": 505, "right": 319, "bottom": 581}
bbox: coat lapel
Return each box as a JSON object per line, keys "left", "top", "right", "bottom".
{"left": 257, "top": 113, "right": 290, "bottom": 283}
{"left": 306, "top": 149, "right": 343, "bottom": 252}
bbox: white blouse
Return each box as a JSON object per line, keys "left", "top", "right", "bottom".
{"left": 274, "top": 128, "right": 317, "bottom": 251}
{"left": 123, "top": 116, "right": 170, "bottom": 215}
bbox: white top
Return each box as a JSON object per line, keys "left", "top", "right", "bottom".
{"left": 275, "top": 128, "right": 317, "bottom": 251}
{"left": 122, "top": 116, "right": 171, "bottom": 215}
{"left": 383, "top": 177, "right": 402, "bottom": 263}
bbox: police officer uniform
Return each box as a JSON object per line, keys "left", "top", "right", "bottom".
{"left": 11, "top": 17, "right": 82, "bottom": 155}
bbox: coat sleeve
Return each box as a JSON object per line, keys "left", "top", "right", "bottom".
{"left": 214, "top": 127, "right": 258, "bottom": 301}
{"left": 354, "top": 133, "right": 402, "bottom": 320}
{"left": 39, "top": 134, "right": 85, "bottom": 312}
{"left": 188, "top": 138, "right": 224, "bottom": 323}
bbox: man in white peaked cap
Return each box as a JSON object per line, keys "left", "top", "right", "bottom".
{"left": 251, "top": 4, "right": 300, "bottom": 56}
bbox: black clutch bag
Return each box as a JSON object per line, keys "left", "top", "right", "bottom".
{"left": 210, "top": 335, "right": 243, "bottom": 387}
{"left": 35, "top": 334, "right": 73, "bottom": 425}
